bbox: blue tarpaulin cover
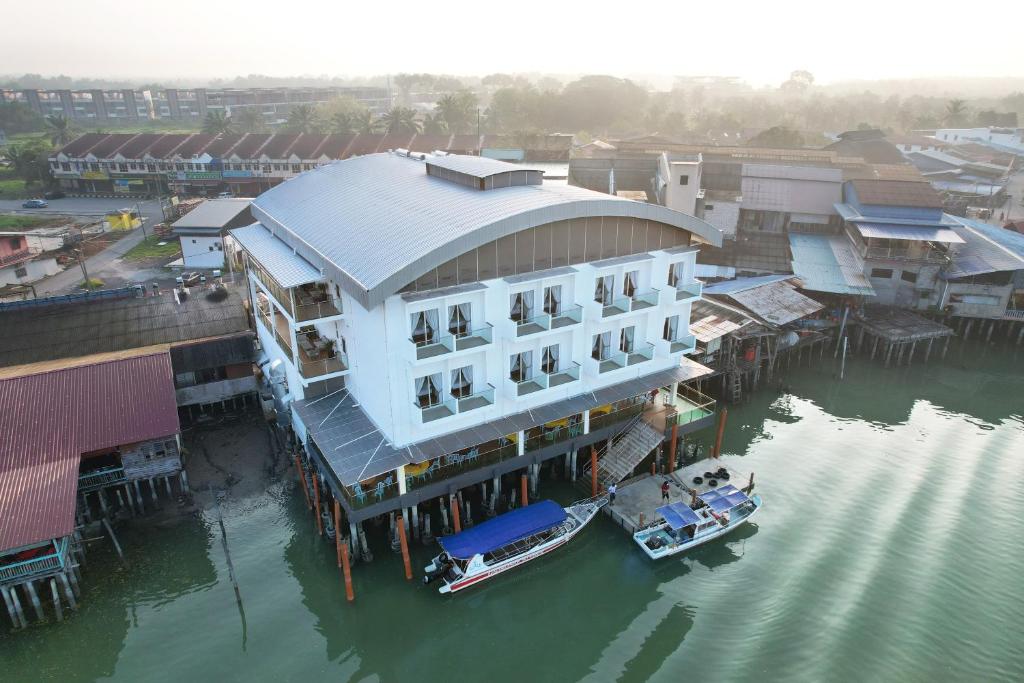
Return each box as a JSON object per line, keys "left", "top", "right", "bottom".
{"left": 656, "top": 502, "right": 701, "bottom": 529}
{"left": 699, "top": 485, "right": 750, "bottom": 514}
{"left": 439, "top": 499, "right": 567, "bottom": 559}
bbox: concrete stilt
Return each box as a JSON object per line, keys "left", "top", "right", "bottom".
{"left": 924, "top": 338, "right": 934, "bottom": 363}
{"left": 357, "top": 524, "right": 372, "bottom": 563}
{"left": 164, "top": 477, "right": 173, "bottom": 497}
{"left": 115, "top": 488, "right": 127, "bottom": 514}
{"left": 67, "top": 566, "right": 80, "bottom": 597}
{"left": 870, "top": 336, "right": 880, "bottom": 360}
{"left": 25, "top": 581, "right": 44, "bottom": 622}
{"left": 124, "top": 485, "right": 136, "bottom": 516}
{"left": 566, "top": 450, "right": 576, "bottom": 480}
{"left": 986, "top": 320, "right": 995, "bottom": 342}
{"left": 964, "top": 320, "right": 974, "bottom": 339}
{"left": 411, "top": 504, "right": 420, "bottom": 541}
{"left": 334, "top": 501, "right": 343, "bottom": 568}
{"left": 943, "top": 335, "right": 951, "bottom": 358}
{"left": 180, "top": 469, "right": 190, "bottom": 493}
{"left": 492, "top": 474, "right": 501, "bottom": 496}
{"left": 8, "top": 585, "right": 27, "bottom": 629}
{"left": 148, "top": 478, "right": 158, "bottom": 505}
{"left": 50, "top": 578, "right": 63, "bottom": 623}
{"left": 59, "top": 573, "right": 76, "bottom": 610}
{"left": 349, "top": 522, "right": 359, "bottom": 557}
{"left": 439, "top": 498, "right": 450, "bottom": 532}
{"left": 133, "top": 480, "right": 145, "bottom": 512}
{"left": 884, "top": 343, "right": 894, "bottom": 367}
{"left": 907, "top": 341, "right": 916, "bottom": 367}
{"left": 2, "top": 585, "right": 21, "bottom": 628}
{"left": 98, "top": 489, "right": 110, "bottom": 516}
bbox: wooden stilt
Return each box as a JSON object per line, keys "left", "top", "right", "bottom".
{"left": 713, "top": 408, "right": 728, "bottom": 458}
{"left": 884, "top": 343, "right": 894, "bottom": 367}
{"left": 164, "top": 477, "right": 173, "bottom": 497}
{"left": 294, "top": 455, "right": 312, "bottom": 509}
{"left": 148, "top": 478, "right": 158, "bottom": 505}
{"left": 8, "top": 585, "right": 27, "bottom": 629}
{"left": 590, "top": 446, "right": 598, "bottom": 497}
{"left": 59, "top": 573, "right": 76, "bottom": 610}
{"left": 520, "top": 473, "right": 528, "bottom": 507}
{"left": 870, "top": 336, "right": 879, "bottom": 360}
{"left": 25, "top": 581, "right": 44, "bottom": 622}
{"left": 397, "top": 515, "right": 412, "bottom": 580}
{"left": 746, "top": 472, "right": 755, "bottom": 495}
{"left": 943, "top": 335, "right": 952, "bottom": 358}
{"left": 179, "top": 469, "right": 190, "bottom": 493}
{"left": 340, "top": 541, "right": 354, "bottom": 602}
{"left": 907, "top": 341, "right": 916, "bottom": 367}
{"left": 101, "top": 517, "right": 127, "bottom": 566}
{"left": 334, "top": 500, "right": 343, "bottom": 568}
{"left": 311, "top": 473, "right": 323, "bottom": 536}
{"left": 50, "top": 578, "right": 63, "bottom": 623}
{"left": 451, "top": 496, "right": 462, "bottom": 533}
{"left": 924, "top": 338, "right": 933, "bottom": 362}
{"left": 98, "top": 489, "right": 109, "bottom": 516}
{"left": 2, "top": 585, "right": 21, "bottom": 628}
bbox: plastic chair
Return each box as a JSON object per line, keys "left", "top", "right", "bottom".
{"left": 352, "top": 483, "right": 366, "bottom": 505}
{"left": 374, "top": 481, "right": 385, "bottom": 500}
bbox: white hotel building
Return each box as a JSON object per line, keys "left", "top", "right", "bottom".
{"left": 231, "top": 152, "right": 722, "bottom": 539}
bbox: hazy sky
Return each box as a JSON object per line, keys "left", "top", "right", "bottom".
{"left": 4, "top": 0, "right": 1022, "bottom": 85}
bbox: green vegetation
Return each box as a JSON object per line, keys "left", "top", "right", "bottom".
{"left": 0, "top": 178, "right": 29, "bottom": 198}
{"left": 0, "top": 214, "right": 54, "bottom": 229}
{"left": 122, "top": 235, "right": 181, "bottom": 262}
{"left": 202, "top": 110, "right": 233, "bottom": 135}
{"left": 80, "top": 278, "right": 104, "bottom": 290}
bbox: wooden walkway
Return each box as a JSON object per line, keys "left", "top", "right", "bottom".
{"left": 854, "top": 308, "right": 953, "bottom": 367}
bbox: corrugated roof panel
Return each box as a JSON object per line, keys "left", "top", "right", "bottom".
{"left": 944, "top": 217, "right": 1024, "bottom": 278}
{"left": 0, "top": 353, "right": 180, "bottom": 550}
{"left": 230, "top": 223, "right": 321, "bottom": 287}
{"left": 854, "top": 222, "right": 965, "bottom": 243}
{"left": 789, "top": 233, "right": 876, "bottom": 296}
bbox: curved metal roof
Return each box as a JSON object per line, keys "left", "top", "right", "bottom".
{"left": 251, "top": 153, "right": 721, "bottom": 309}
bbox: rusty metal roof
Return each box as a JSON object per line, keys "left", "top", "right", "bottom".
{"left": 0, "top": 353, "right": 180, "bottom": 551}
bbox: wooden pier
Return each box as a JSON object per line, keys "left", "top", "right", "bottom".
{"left": 853, "top": 308, "right": 954, "bottom": 367}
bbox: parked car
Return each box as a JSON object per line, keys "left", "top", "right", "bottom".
{"left": 22, "top": 199, "right": 48, "bottom": 208}
{"left": 43, "top": 189, "right": 66, "bottom": 199}
{"left": 216, "top": 191, "right": 234, "bottom": 199}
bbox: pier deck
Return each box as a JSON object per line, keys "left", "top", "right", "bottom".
{"left": 604, "top": 456, "right": 753, "bottom": 534}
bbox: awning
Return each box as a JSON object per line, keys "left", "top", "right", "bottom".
{"left": 656, "top": 502, "right": 701, "bottom": 529}
{"left": 854, "top": 223, "right": 964, "bottom": 243}
{"left": 230, "top": 222, "right": 322, "bottom": 288}
{"left": 699, "top": 485, "right": 750, "bottom": 514}
{"left": 438, "top": 500, "right": 567, "bottom": 559}
{"left": 789, "top": 233, "right": 875, "bottom": 296}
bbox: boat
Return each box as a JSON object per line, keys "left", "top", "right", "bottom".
{"left": 423, "top": 496, "right": 606, "bottom": 594}
{"left": 633, "top": 484, "right": 762, "bottom": 560}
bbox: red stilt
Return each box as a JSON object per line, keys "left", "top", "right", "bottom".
{"left": 520, "top": 473, "right": 529, "bottom": 507}
{"left": 397, "top": 515, "right": 412, "bottom": 580}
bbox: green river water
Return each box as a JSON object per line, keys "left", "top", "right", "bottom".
{"left": 2, "top": 338, "right": 1022, "bottom": 682}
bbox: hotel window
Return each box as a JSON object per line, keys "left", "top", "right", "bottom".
{"left": 448, "top": 303, "right": 471, "bottom": 337}
{"left": 620, "top": 326, "right": 636, "bottom": 354}
{"left": 510, "top": 290, "right": 534, "bottom": 323}
{"left": 591, "top": 331, "right": 612, "bottom": 361}
{"left": 415, "top": 373, "right": 442, "bottom": 408}
{"left": 410, "top": 309, "right": 439, "bottom": 345}
{"left": 450, "top": 366, "right": 473, "bottom": 399}
{"left": 663, "top": 315, "right": 680, "bottom": 341}
{"left": 667, "top": 262, "right": 681, "bottom": 287}
{"left": 510, "top": 351, "right": 533, "bottom": 383}
{"left": 623, "top": 270, "right": 638, "bottom": 297}
{"left": 543, "top": 285, "right": 561, "bottom": 316}
{"left": 594, "top": 274, "right": 614, "bottom": 305}
{"left": 679, "top": 175, "right": 689, "bottom": 186}
{"left": 541, "top": 345, "right": 559, "bottom": 374}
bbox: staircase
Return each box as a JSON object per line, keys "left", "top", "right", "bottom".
{"left": 584, "top": 418, "right": 666, "bottom": 490}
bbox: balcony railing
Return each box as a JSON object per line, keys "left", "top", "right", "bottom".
{"left": 0, "top": 249, "right": 32, "bottom": 267}
{"left": 299, "top": 351, "right": 348, "bottom": 379}
{"left": 666, "top": 384, "right": 716, "bottom": 428}
{"left": 454, "top": 323, "right": 493, "bottom": 351}
{"left": 672, "top": 280, "right": 703, "bottom": 302}
{"left": 295, "top": 298, "right": 343, "bottom": 322}
{"left": 0, "top": 538, "right": 69, "bottom": 583}
{"left": 78, "top": 466, "right": 127, "bottom": 492}
{"left": 416, "top": 384, "right": 496, "bottom": 423}
{"left": 256, "top": 304, "right": 273, "bottom": 331}
{"left": 274, "top": 328, "right": 293, "bottom": 358}
{"left": 343, "top": 474, "right": 398, "bottom": 508}
{"left": 508, "top": 363, "right": 581, "bottom": 397}
{"left": 589, "top": 398, "right": 647, "bottom": 432}
{"left": 405, "top": 440, "right": 519, "bottom": 491}
{"left": 1004, "top": 309, "right": 1024, "bottom": 321}
{"left": 590, "top": 350, "right": 627, "bottom": 374}
{"left": 412, "top": 333, "right": 455, "bottom": 360}
{"left": 600, "top": 295, "right": 631, "bottom": 318}
{"left": 626, "top": 342, "right": 655, "bottom": 365}
{"left": 514, "top": 312, "right": 551, "bottom": 336}
{"left": 659, "top": 333, "right": 697, "bottom": 355}
{"left": 525, "top": 419, "right": 584, "bottom": 452}
{"left": 862, "top": 244, "right": 950, "bottom": 264}
{"left": 629, "top": 288, "right": 660, "bottom": 311}
{"left": 551, "top": 304, "right": 583, "bottom": 329}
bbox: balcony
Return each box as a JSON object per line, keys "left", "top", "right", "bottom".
{"left": 671, "top": 280, "right": 703, "bottom": 302}
{"left": 669, "top": 384, "right": 716, "bottom": 428}
{"left": 599, "top": 295, "right": 631, "bottom": 318}
{"left": 454, "top": 324, "right": 493, "bottom": 351}
{"left": 626, "top": 342, "right": 655, "bottom": 366}
{"left": 509, "top": 362, "right": 582, "bottom": 396}
{"left": 412, "top": 333, "right": 455, "bottom": 360}
{"left": 0, "top": 538, "right": 70, "bottom": 584}
{"left": 294, "top": 283, "right": 342, "bottom": 322}
{"left": 417, "top": 384, "right": 496, "bottom": 423}
{"left": 343, "top": 472, "right": 399, "bottom": 508}
{"left": 78, "top": 466, "right": 127, "bottom": 492}
{"left": 514, "top": 305, "right": 583, "bottom": 336}
{"left": 297, "top": 330, "right": 347, "bottom": 379}
{"left": 525, "top": 416, "right": 584, "bottom": 451}
{"left": 628, "top": 288, "right": 660, "bottom": 311}
{"left": 589, "top": 397, "right": 647, "bottom": 432}
{"left": 590, "top": 350, "right": 627, "bottom": 374}
{"left": 659, "top": 332, "right": 697, "bottom": 356}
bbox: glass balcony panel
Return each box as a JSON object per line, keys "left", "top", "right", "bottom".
{"left": 454, "top": 323, "right": 493, "bottom": 351}
{"left": 626, "top": 342, "right": 655, "bottom": 365}
{"left": 515, "top": 313, "right": 551, "bottom": 336}
{"left": 550, "top": 304, "right": 583, "bottom": 329}
{"left": 601, "top": 295, "right": 630, "bottom": 318}
{"left": 413, "top": 333, "right": 455, "bottom": 360}
{"left": 629, "top": 288, "right": 660, "bottom": 310}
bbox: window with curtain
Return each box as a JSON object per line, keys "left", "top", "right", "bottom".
{"left": 663, "top": 315, "right": 679, "bottom": 341}
{"left": 510, "top": 290, "right": 534, "bottom": 323}
{"left": 543, "top": 285, "right": 562, "bottom": 316}
{"left": 510, "top": 351, "right": 533, "bottom": 382}
{"left": 411, "top": 309, "right": 439, "bottom": 345}
{"left": 541, "top": 344, "right": 559, "bottom": 374}
{"left": 448, "top": 302, "right": 471, "bottom": 337}
{"left": 620, "top": 326, "right": 635, "bottom": 353}
{"left": 667, "top": 263, "right": 680, "bottom": 287}
{"left": 623, "top": 270, "right": 638, "bottom": 297}
{"left": 450, "top": 366, "right": 473, "bottom": 398}
{"left": 594, "top": 275, "right": 614, "bottom": 305}
{"left": 415, "top": 373, "right": 441, "bottom": 408}
{"left": 591, "top": 331, "right": 611, "bottom": 360}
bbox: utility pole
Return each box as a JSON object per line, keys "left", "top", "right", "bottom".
{"left": 76, "top": 248, "right": 90, "bottom": 289}
{"left": 135, "top": 201, "right": 147, "bottom": 239}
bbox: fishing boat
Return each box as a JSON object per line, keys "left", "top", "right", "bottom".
{"left": 423, "top": 497, "right": 606, "bottom": 594}
{"left": 633, "top": 484, "right": 762, "bottom": 560}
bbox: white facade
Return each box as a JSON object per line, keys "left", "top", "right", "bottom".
{"left": 0, "top": 256, "right": 60, "bottom": 285}
{"left": 180, "top": 234, "right": 226, "bottom": 269}
{"left": 931, "top": 127, "right": 1024, "bottom": 153}
{"left": 657, "top": 154, "right": 703, "bottom": 216}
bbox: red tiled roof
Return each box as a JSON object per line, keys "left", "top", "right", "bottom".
{"left": 346, "top": 133, "right": 385, "bottom": 156}
{"left": 146, "top": 134, "right": 193, "bottom": 158}
{"left": 116, "top": 133, "right": 164, "bottom": 159}
{"left": 173, "top": 133, "right": 217, "bottom": 158}
{"left": 317, "top": 134, "right": 356, "bottom": 158}
{"left": 448, "top": 135, "right": 481, "bottom": 152}
{"left": 57, "top": 133, "right": 110, "bottom": 157}
{"left": 289, "top": 134, "right": 329, "bottom": 159}
{"left": 203, "top": 134, "right": 245, "bottom": 158}
{"left": 408, "top": 134, "right": 452, "bottom": 153}
{"left": 377, "top": 133, "right": 416, "bottom": 152}
{"left": 260, "top": 133, "right": 300, "bottom": 159}
{"left": 229, "top": 133, "right": 272, "bottom": 158}
{"left": 0, "top": 353, "right": 180, "bottom": 551}
{"left": 88, "top": 134, "right": 134, "bottom": 159}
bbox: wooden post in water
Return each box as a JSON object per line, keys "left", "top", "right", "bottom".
{"left": 334, "top": 500, "right": 343, "bottom": 568}
{"left": 49, "top": 578, "right": 63, "bottom": 623}
{"left": 311, "top": 474, "right": 323, "bottom": 536}
{"left": 713, "top": 408, "right": 728, "bottom": 458}
{"left": 7, "top": 585, "right": 27, "bottom": 629}
{"left": 668, "top": 422, "right": 679, "bottom": 474}
{"left": 397, "top": 515, "right": 412, "bottom": 580}
{"left": 101, "top": 517, "right": 127, "bottom": 566}
{"left": 340, "top": 542, "right": 354, "bottom": 602}
{"left": 294, "top": 455, "right": 312, "bottom": 509}
{"left": 590, "top": 446, "right": 598, "bottom": 497}
{"left": 520, "top": 473, "right": 529, "bottom": 507}
{"left": 451, "top": 496, "right": 462, "bottom": 533}
{"left": 746, "top": 472, "right": 755, "bottom": 495}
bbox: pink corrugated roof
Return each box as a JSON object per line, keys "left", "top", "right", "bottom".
{"left": 0, "top": 353, "right": 180, "bottom": 551}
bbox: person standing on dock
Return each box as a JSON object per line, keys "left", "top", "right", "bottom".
{"left": 661, "top": 480, "right": 670, "bottom": 502}
{"left": 608, "top": 483, "right": 617, "bottom": 505}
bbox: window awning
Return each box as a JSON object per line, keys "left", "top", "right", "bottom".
{"left": 854, "top": 223, "right": 964, "bottom": 243}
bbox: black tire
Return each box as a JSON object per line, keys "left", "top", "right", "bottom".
{"left": 703, "top": 471, "right": 714, "bottom": 479}
{"left": 708, "top": 479, "right": 718, "bottom": 487}
{"left": 692, "top": 476, "right": 703, "bottom": 485}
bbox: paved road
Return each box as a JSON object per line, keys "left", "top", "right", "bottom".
{"left": 1, "top": 198, "right": 168, "bottom": 295}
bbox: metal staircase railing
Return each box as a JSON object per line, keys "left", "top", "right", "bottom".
{"left": 580, "top": 413, "right": 664, "bottom": 491}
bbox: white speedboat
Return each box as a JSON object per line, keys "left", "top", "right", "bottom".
{"left": 633, "top": 484, "right": 762, "bottom": 560}
{"left": 423, "top": 496, "right": 605, "bottom": 594}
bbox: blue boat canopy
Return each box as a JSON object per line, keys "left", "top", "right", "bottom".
{"left": 656, "top": 502, "right": 701, "bottom": 529}
{"left": 699, "top": 485, "right": 750, "bottom": 514}
{"left": 439, "top": 500, "right": 567, "bottom": 560}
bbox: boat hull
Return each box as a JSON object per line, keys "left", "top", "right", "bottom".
{"left": 633, "top": 494, "right": 762, "bottom": 560}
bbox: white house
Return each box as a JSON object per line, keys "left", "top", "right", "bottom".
{"left": 171, "top": 198, "right": 253, "bottom": 269}
{"left": 231, "top": 152, "right": 722, "bottom": 527}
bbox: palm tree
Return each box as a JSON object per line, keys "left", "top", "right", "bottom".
{"left": 202, "top": 110, "right": 234, "bottom": 135}
{"left": 422, "top": 113, "right": 447, "bottom": 135}
{"left": 435, "top": 91, "right": 478, "bottom": 135}
{"left": 234, "top": 107, "right": 266, "bottom": 133}
{"left": 380, "top": 107, "right": 422, "bottom": 135}
{"left": 945, "top": 99, "right": 968, "bottom": 127}
{"left": 287, "top": 104, "right": 320, "bottom": 134}
{"left": 327, "top": 111, "right": 353, "bottom": 134}
{"left": 1, "top": 145, "right": 45, "bottom": 183}
{"left": 350, "top": 109, "right": 377, "bottom": 135}
{"left": 45, "top": 114, "right": 75, "bottom": 146}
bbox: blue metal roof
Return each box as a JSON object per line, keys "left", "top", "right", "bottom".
{"left": 789, "top": 233, "right": 875, "bottom": 296}
{"left": 438, "top": 500, "right": 566, "bottom": 559}
{"left": 699, "top": 485, "right": 750, "bottom": 514}
{"left": 656, "top": 502, "right": 701, "bottom": 529}
{"left": 854, "top": 222, "right": 964, "bottom": 243}
{"left": 945, "top": 217, "right": 1024, "bottom": 279}
{"left": 230, "top": 222, "right": 321, "bottom": 288}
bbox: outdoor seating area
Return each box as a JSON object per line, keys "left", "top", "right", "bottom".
{"left": 296, "top": 327, "right": 346, "bottom": 378}
{"left": 405, "top": 438, "right": 519, "bottom": 491}
{"left": 294, "top": 283, "right": 342, "bottom": 321}
{"left": 344, "top": 473, "right": 398, "bottom": 508}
